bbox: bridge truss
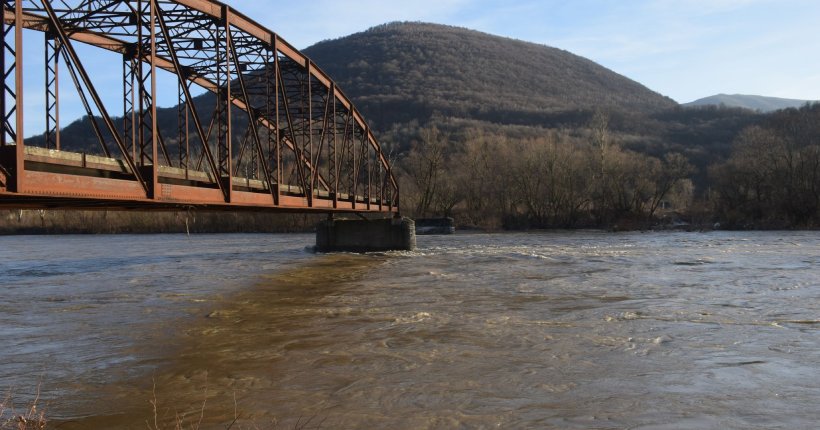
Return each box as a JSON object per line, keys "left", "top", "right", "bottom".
{"left": 0, "top": 0, "right": 399, "bottom": 214}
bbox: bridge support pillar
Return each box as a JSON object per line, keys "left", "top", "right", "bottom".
{"left": 316, "top": 217, "right": 415, "bottom": 253}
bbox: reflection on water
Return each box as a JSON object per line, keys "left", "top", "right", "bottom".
{"left": 2, "top": 231, "right": 820, "bottom": 429}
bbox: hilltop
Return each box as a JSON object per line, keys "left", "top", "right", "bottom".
{"left": 304, "top": 22, "right": 677, "bottom": 132}
{"left": 684, "top": 94, "right": 814, "bottom": 112}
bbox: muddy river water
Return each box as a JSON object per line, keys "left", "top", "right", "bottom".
{"left": 2, "top": 231, "right": 820, "bottom": 429}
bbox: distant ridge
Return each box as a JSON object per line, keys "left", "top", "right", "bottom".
{"left": 684, "top": 94, "right": 814, "bottom": 112}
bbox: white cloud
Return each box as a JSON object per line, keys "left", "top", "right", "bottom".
{"left": 647, "top": 0, "right": 775, "bottom": 15}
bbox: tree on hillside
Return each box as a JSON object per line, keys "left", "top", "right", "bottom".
{"left": 589, "top": 108, "right": 611, "bottom": 224}
{"left": 645, "top": 153, "right": 697, "bottom": 226}
{"left": 402, "top": 126, "right": 450, "bottom": 216}
{"left": 710, "top": 103, "right": 820, "bottom": 227}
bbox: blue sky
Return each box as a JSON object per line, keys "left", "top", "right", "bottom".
{"left": 253, "top": 0, "right": 820, "bottom": 103}
{"left": 17, "top": 0, "right": 820, "bottom": 137}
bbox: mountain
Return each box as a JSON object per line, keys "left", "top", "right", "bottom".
{"left": 303, "top": 22, "right": 678, "bottom": 133}
{"left": 26, "top": 21, "right": 684, "bottom": 153}
{"left": 684, "top": 94, "right": 814, "bottom": 112}
{"left": 300, "top": 22, "right": 765, "bottom": 178}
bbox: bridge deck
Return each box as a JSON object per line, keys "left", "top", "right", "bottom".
{"left": 0, "top": 145, "right": 393, "bottom": 213}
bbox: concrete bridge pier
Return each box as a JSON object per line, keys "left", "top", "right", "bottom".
{"left": 316, "top": 216, "right": 416, "bottom": 253}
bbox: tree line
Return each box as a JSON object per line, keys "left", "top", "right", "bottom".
{"left": 709, "top": 103, "right": 820, "bottom": 228}
{"left": 398, "top": 109, "right": 696, "bottom": 230}
{"left": 397, "top": 104, "right": 820, "bottom": 230}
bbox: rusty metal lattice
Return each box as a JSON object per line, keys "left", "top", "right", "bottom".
{"left": 0, "top": 0, "right": 399, "bottom": 214}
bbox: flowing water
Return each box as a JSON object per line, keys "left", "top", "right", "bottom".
{"left": 2, "top": 231, "right": 820, "bottom": 429}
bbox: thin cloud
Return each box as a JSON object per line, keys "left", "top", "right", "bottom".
{"left": 647, "top": 0, "right": 776, "bottom": 15}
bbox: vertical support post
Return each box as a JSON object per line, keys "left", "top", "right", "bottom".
{"left": 216, "top": 5, "right": 233, "bottom": 203}
{"left": 275, "top": 44, "right": 281, "bottom": 202}
{"left": 264, "top": 46, "right": 279, "bottom": 203}
{"left": 243, "top": 58, "right": 257, "bottom": 181}
{"left": 250, "top": 132, "right": 258, "bottom": 179}
{"left": 356, "top": 126, "right": 368, "bottom": 210}
{"left": 365, "top": 131, "right": 371, "bottom": 211}
{"left": 378, "top": 148, "right": 383, "bottom": 211}
{"left": 136, "top": 0, "right": 159, "bottom": 200}
{"left": 14, "top": 0, "right": 23, "bottom": 192}
{"left": 331, "top": 88, "right": 338, "bottom": 209}
{"left": 136, "top": 0, "right": 146, "bottom": 166}
{"left": 123, "top": 50, "right": 136, "bottom": 163}
{"left": 249, "top": 119, "right": 258, "bottom": 180}
{"left": 388, "top": 166, "right": 394, "bottom": 213}
{"left": 149, "top": 0, "right": 158, "bottom": 197}
{"left": 267, "top": 44, "right": 280, "bottom": 204}
{"left": 178, "top": 80, "right": 188, "bottom": 171}
{"left": 45, "top": 32, "right": 60, "bottom": 150}
{"left": 348, "top": 117, "right": 356, "bottom": 210}
{"left": 305, "top": 61, "right": 313, "bottom": 206}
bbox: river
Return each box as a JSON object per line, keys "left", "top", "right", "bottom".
{"left": 1, "top": 231, "right": 819, "bottom": 429}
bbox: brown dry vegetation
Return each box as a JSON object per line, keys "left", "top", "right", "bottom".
{"left": 398, "top": 110, "right": 697, "bottom": 230}
{"left": 0, "top": 211, "right": 322, "bottom": 235}
{"left": 398, "top": 103, "right": 820, "bottom": 230}
{"left": 709, "top": 103, "right": 820, "bottom": 229}
{"left": 1, "top": 381, "right": 325, "bottom": 430}
{"left": 1, "top": 381, "right": 53, "bottom": 430}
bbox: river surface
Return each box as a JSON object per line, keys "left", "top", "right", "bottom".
{"left": 1, "top": 231, "right": 820, "bottom": 429}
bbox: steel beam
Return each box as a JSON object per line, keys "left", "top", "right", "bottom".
{"left": 13, "top": 0, "right": 22, "bottom": 193}
{"left": 215, "top": 4, "right": 232, "bottom": 202}
{"left": 44, "top": 31, "right": 59, "bottom": 149}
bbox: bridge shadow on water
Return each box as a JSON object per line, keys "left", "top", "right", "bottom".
{"left": 64, "top": 252, "right": 389, "bottom": 430}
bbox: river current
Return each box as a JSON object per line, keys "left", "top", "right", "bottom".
{"left": 1, "top": 231, "right": 819, "bottom": 429}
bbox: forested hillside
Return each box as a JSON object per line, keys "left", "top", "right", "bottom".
{"left": 28, "top": 22, "right": 764, "bottom": 175}
{"left": 303, "top": 22, "right": 676, "bottom": 130}
{"left": 302, "top": 22, "right": 764, "bottom": 178}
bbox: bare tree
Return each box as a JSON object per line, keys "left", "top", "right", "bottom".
{"left": 403, "top": 126, "right": 449, "bottom": 216}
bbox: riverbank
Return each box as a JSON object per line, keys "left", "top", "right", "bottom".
{"left": 1, "top": 209, "right": 815, "bottom": 236}
{"left": 0, "top": 210, "right": 322, "bottom": 235}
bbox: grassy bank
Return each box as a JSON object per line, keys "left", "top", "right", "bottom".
{"left": 0, "top": 210, "right": 323, "bottom": 235}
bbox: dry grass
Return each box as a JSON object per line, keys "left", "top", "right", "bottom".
{"left": 2, "top": 376, "right": 327, "bottom": 430}
{"left": 146, "top": 383, "right": 326, "bottom": 430}
{"left": 1, "top": 380, "right": 52, "bottom": 430}
{"left": 0, "top": 210, "right": 322, "bottom": 236}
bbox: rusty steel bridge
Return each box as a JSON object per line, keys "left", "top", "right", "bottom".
{"left": 0, "top": 0, "right": 399, "bottom": 215}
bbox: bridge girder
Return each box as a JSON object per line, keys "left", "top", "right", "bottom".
{"left": 0, "top": 0, "right": 399, "bottom": 214}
